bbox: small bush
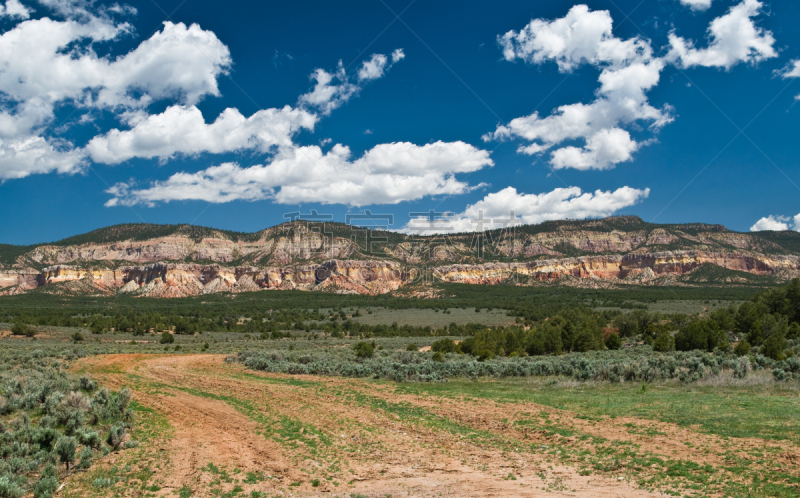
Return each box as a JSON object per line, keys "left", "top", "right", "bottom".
{"left": 92, "top": 477, "right": 119, "bottom": 489}
{"left": 55, "top": 436, "right": 77, "bottom": 470}
{"left": 475, "top": 349, "right": 495, "bottom": 362}
{"left": 10, "top": 323, "right": 35, "bottom": 337}
{"left": 733, "top": 339, "right": 751, "bottom": 356}
{"left": 788, "top": 322, "right": 800, "bottom": 340}
{"left": 652, "top": 331, "right": 675, "bottom": 352}
{"left": 77, "top": 446, "right": 93, "bottom": 469}
{"left": 32, "top": 464, "right": 58, "bottom": 498}
{"left": 33, "top": 427, "right": 59, "bottom": 451}
{"left": 605, "top": 333, "right": 622, "bottom": 350}
{"left": 406, "top": 343, "right": 419, "bottom": 351}
{"left": 431, "top": 338, "right": 459, "bottom": 354}
{"left": 762, "top": 332, "right": 788, "bottom": 361}
{"left": 773, "top": 368, "right": 789, "bottom": 381}
{"left": 77, "top": 429, "right": 101, "bottom": 449}
{"left": 64, "top": 391, "right": 91, "bottom": 412}
{"left": 732, "top": 356, "right": 750, "bottom": 379}
{"left": 107, "top": 423, "right": 126, "bottom": 450}
{"left": 675, "top": 320, "right": 723, "bottom": 352}
{"left": 352, "top": 342, "right": 375, "bottom": 359}
{"left": 0, "top": 475, "right": 24, "bottom": 498}
{"left": 79, "top": 376, "right": 97, "bottom": 391}
{"left": 160, "top": 331, "right": 175, "bottom": 344}
{"left": 71, "top": 332, "right": 84, "bottom": 342}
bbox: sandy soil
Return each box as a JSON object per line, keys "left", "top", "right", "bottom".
{"left": 74, "top": 353, "right": 793, "bottom": 497}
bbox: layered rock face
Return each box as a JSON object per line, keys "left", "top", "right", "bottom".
{"left": 2, "top": 217, "right": 799, "bottom": 297}
{"left": 10, "top": 260, "right": 408, "bottom": 297}
{"left": 432, "top": 251, "right": 800, "bottom": 285}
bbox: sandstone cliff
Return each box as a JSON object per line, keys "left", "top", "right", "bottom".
{"left": 1, "top": 217, "right": 798, "bottom": 297}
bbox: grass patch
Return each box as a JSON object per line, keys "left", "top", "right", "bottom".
{"left": 390, "top": 378, "right": 800, "bottom": 443}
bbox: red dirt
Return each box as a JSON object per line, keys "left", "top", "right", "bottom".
{"left": 73, "top": 354, "right": 681, "bottom": 497}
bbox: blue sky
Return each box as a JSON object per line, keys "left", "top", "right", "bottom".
{"left": 0, "top": 0, "right": 799, "bottom": 244}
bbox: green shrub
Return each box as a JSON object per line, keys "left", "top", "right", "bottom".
{"left": 10, "top": 323, "right": 35, "bottom": 338}
{"left": 526, "top": 324, "right": 563, "bottom": 356}
{"left": 77, "top": 429, "right": 101, "bottom": 449}
{"left": 107, "top": 423, "right": 126, "bottom": 451}
{"left": 773, "top": 368, "right": 789, "bottom": 381}
{"left": 431, "top": 338, "right": 459, "bottom": 354}
{"left": 732, "top": 357, "right": 750, "bottom": 379}
{"left": 55, "top": 436, "right": 77, "bottom": 470}
{"left": 475, "top": 349, "right": 495, "bottom": 362}
{"left": 0, "top": 350, "right": 131, "bottom": 497}
{"left": 675, "top": 320, "right": 723, "bottom": 352}
{"left": 605, "top": 333, "right": 622, "bottom": 350}
{"left": 0, "top": 475, "right": 24, "bottom": 498}
{"left": 789, "top": 322, "right": 800, "bottom": 340}
{"left": 405, "top": 343, "right": 419, "bottom": 351}
{"left": 239, "top": 344, "right": 753, "bottom": 384}
{"left": 352, "top": 342, "right": 375, "bottom": 359}
{"left": 77, "top": 446, "right": 93, "bottom": 470}
{"left": 32, "top": 464, "right": 58, "bottom": 498}
{"left": 160, "top": 331, "right": 175, "bottom": 344}
{"left": 33, "top": 427, "right": 59, "bottom": 451}
{"left": 733, "top": 339, "right": 751, "bottom": 356}
{"left": 748, "top": 314, "right": 789, "bottom": 348}
{"left": 762, "top": 332, "right": 787, "bottom": 361}
{"left": 652, "top": 331, "right": 675, "bottom": 352}
{"left": 79, "top": 376, "right": 97, "bottom": 391}
{"left": 71, "top": 332, "right": 84, "bottom": 342}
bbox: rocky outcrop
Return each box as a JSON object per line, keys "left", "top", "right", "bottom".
{"left": 0, "top": 270, "right": 44, "bottom": 291}
{"left": 5, "top": 260, "right": 409, "bottom": 297}
{"left": 21, "top": 226, "right": 361, "bottom": 267}
{"left": 2, "top": 217, "right": 800, "bottom": 297}
{"left": 431, "top": 251, "right": 800, "bottom": 285}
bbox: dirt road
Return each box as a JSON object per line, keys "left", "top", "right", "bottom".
{"left": 73, "top": 354, "right": 795, "bottom": 497}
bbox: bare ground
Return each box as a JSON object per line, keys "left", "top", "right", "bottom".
{"left": 71, "top": 354, "right": 797, "bottom": 497}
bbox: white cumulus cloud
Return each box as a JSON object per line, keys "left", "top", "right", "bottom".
{"left": 300, "top": 50, "right": 404, "bottom": 115}
{"left": 679, "top": 0, "right": 713, "bottom": 12}
{"left": 0, "top": 3, "right": 413, "bottom": 186}
{"left": 750, "top": 214, "right": 800, "bottom": 232}
{"left": 358, "top": 53, "right": 389, "bottom": 81}
{"left": 0, "top": 0, "right": 31, "bottom": 19}
{"left": 778, "top": 60, "right": 800, "bottom": 100}
{"left": 86, "top": 105, "right": 317, "bottom": 164}
{"left": 781, "top": 60, "right": 800, "bottom": 79}
{"left": 550, "top": 128, "right": 639, "bottom": 171}
{"left": 486, "top": 5, "right": 670, "bottom": 171}
{"left": 96, "top": 21, "right": 232, "bottom": 108}
{"left": 94, "top": 42, "right": 492, "bottom": 210}
{"left": 667, "top": 0, "right": 776, "bottom": 69}
{"left": 0, "top": 135, "right": 86, "bottom": 179}
{"left": 0, "top": 8, "right": 232, "bottom": 179}
{"left": 104, "top": 141, "right": 493, "bottom": 207}
{"left": 403, "top": 185, "right": 650, "bottom": 234}
{"left": 497, "top": 4, "right": 652, "bottom": 72}
{"left": 486, "top": 1, "right": 776, "bottom": 172}
{"left": 88, "top": 49, "right": 403, "bottom": 165}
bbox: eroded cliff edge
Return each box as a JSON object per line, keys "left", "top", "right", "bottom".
{"left": 2, "top": 217, "right": 798, "bottom": 297}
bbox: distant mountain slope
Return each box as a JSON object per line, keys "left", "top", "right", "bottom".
{"left": 1, "top": 216, "right": 798, "bottom": 297}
